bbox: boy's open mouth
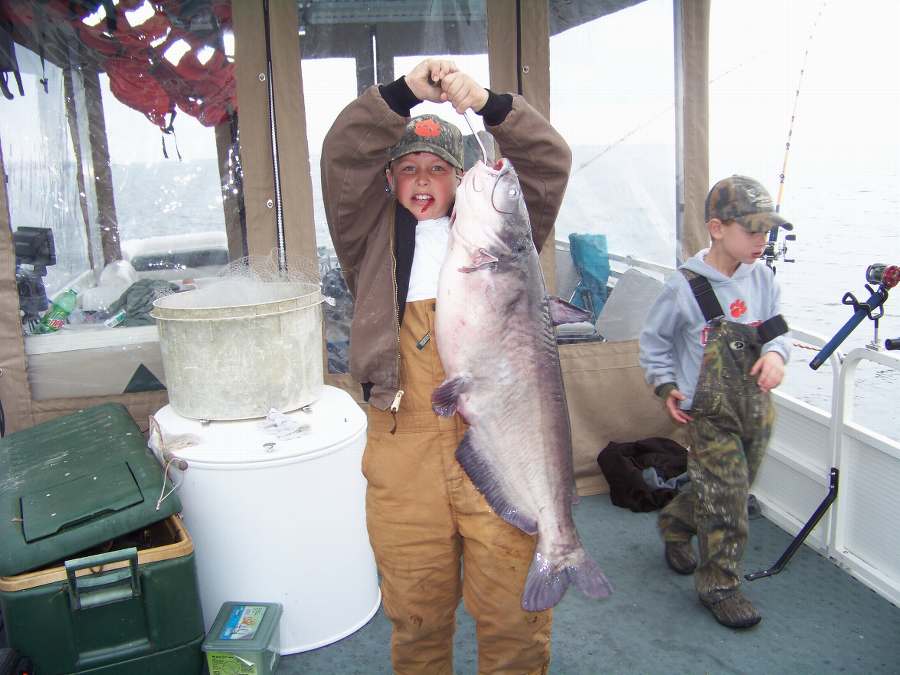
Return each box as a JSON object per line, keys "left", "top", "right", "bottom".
{"left": 414, "top": 193, "right": 434, "bottom": 214}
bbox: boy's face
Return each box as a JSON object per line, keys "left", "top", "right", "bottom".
{"left": 386, "top": 152, "right": 460, "bottom": 221}
{"left": 711, "top": 219, "right": 770, "bottom": 265}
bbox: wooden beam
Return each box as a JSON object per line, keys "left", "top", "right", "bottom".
{"left": 82, "top": 67, "right": 121, "bottom": 265}
{"left": 519, "top": 1, "right": 551, "bottom": 119}
{"left": 488, "top": 1, "right": 556, "bottom": 292}
{"left": 374, "top": 24, "right": 397, "bottom": 86}
{"left": 675, "top": 0, "right": 710, "bottom": 262}
{"left": 269, "top": 0, "right": 318, "bottom": 270}
{"left": 487, "top": 1, "right": 518, "bottom": 94}
{"left": 63, "top": 68, "right": 95, "bottom": 272}
{"left": 347, "top": 24, "right": 376, "bottom": 95}
{"left": 63, "top": 60, "right": 114, "bottom": 274}
{"left": 233, "top": 0, "right": 277, "bottom": 258}
{"left": 214, "top": 118, "right": 248, "bottom": 261}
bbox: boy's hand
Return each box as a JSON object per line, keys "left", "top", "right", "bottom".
{"left": 439, "top": 71, "right": 489, "bottom": 114}
{"left": 405, "top": 59, "right": 458, "bottom": 103}
{"left": 665, "top": 389, "right": 693, "bottom": 425}
{"left": 750, "top": 351, "right": 785, "bottom": 392}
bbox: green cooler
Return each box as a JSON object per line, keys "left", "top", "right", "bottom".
{"left": 0, "top": 404, "right": 205, "bottom": 674}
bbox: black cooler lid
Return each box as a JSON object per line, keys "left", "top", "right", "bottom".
{"left": 0, "top": 403, "right": 181, "bottom": 577}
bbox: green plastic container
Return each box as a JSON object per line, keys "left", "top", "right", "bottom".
{"left": 0, "top": 403, "right": 182, "bottom": 577}
{"left": 203, "top": 602, "right": 283, "bottom": 675}
{"left": 0, "top": 404, "right": 204, "bottom": 674}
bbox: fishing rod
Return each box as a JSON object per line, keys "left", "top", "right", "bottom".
{"left": 809, "top": 263, "right": 900, "bottom": 370}
{"left": 765, "top": 2, "right": 827, "bottom": 272}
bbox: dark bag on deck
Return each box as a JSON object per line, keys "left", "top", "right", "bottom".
{"left": 597, "top": 437, "right": 688, "bottom": 512}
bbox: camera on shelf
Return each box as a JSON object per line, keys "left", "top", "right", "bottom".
{"left": 14, "top": 227, "right": 56, "bottom": 324}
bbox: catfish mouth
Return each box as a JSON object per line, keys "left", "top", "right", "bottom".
{"left": 454, "top": 158, "right": 525, "bottom": 256}
{"left": 466, "top": 158, "right": 510, "bottom": 193}
{"left": 486, "top": 158, "right": 509, "bottom": 175}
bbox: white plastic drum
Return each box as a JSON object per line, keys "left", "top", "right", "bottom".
{"left": 151, "top": 385, "right": 379, "bottom": 653}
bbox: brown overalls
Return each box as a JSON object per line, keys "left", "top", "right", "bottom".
{"left": 363, "top": 300, "right": 552, "bottom": 675}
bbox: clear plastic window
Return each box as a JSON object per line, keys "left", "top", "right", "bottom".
{"left": 550, "top": 0, "right": 676, "bottom": 342}
{"left": 2, "top": 1, "right": 243, "bottom": 399}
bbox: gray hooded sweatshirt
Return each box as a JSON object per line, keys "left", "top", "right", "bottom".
{"left": 639, "top": 249, "right": 791, "bottom": 409}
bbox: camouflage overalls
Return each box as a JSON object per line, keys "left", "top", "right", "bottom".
{"left": 658, "top": 269, "right": 786, "bottom": 602}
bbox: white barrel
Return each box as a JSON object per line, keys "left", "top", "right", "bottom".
{"left": 152, "top": 385, "right": 380, "bottom": 653}
{"left": 151, "top": 279, "right": 323, "bottom": 420}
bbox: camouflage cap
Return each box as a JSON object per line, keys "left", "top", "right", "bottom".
{"left": 388, "top": 114, "right": 464, "bottom": 171}
{"left": 705, "top": 175, "right": 793, "bottom": 233}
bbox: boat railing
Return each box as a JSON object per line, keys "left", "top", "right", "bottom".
{"left": 828, "top": 346, "right": 900, "bottom": 605}
{"left": 606, "top": 252, "right": 674, "bottom": 280}
{"left": 745, "top": 329, "right": 900, "bottom": 606}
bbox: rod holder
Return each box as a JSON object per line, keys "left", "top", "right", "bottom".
{"left": 745, "top": 467, "right": 839, "bottom": 581}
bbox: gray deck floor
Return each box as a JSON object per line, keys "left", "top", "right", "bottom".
{"left": 279, "top": 494, "right": 900, "bottom": 674}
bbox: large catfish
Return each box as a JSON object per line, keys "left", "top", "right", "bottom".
{"left": 433, "top": 158, "right": 613, "bottom": 611}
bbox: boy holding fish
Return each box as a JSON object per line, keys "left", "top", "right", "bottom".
{"left": 639, "top": 175, "right": 792, "bottom": 629}
{"left": 321, "top": 59, "right": 572, "bottom": 673}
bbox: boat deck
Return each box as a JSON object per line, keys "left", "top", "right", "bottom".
{"left": 281, "top": 493, "right": 900, "bottom": 674}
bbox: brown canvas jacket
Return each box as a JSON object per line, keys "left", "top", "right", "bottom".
{"left": 321, "top": 85, "right": 572, "bottom": 410}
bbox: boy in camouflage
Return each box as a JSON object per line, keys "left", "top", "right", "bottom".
{"left": 639, "top": 175, "right": 792, "bottom": 628}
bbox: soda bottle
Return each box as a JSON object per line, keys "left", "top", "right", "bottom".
{"left": 34, "top": 289, "right": 78, "bottom": 334}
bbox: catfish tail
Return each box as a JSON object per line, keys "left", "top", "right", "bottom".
{"left": 521, "top": 547, "right": 613, "bottom": 612}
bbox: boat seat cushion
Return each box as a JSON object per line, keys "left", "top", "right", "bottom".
{"left": 560, "top": 339, "right": 685, "bottom": 496}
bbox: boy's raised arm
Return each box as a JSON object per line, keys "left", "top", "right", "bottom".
{"left": 320, "top": 87, "right": 406, "bottom": 297}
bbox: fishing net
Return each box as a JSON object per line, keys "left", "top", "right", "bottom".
{"left": 160, "top": 250, "right": 323, "bottom": 311}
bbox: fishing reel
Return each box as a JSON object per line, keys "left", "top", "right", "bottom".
{"left": 762, "top": 229, "right": 796, "bottom": 271}
{"left": 811, "top": 262, "right": 899, "bottom": 368}
{"left": 865, "top": 263, "right": 900, "bottom": 289}
{"left": 845, "top": 263, "right": 898, "bottom": 351}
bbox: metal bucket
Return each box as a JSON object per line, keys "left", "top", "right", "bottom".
{"left": 151, "top": 279, "right": 323, "bottom": 420}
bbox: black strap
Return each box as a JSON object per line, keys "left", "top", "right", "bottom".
{"left": 394, "top": 203, "right": 416, "bottom": 329}
{"left": 757, "top": 314, "right": 789, "bottom": 344}
{"left": 681, "top": 270, "right": 724, "bottom": 321}
{"left": 681, "top": 270, "right": 789, "bottom": 342}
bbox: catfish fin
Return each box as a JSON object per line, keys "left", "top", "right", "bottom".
{"left": 456, "top": 431, "right": 538, "bottom": 535}
{"left": 432, "top": 375, "right": 471, "bottom": 417}
{"left": 459, "top": 248, "right": 499, "bottom": 273}
{"left": 521, "top": 546, "right": 613, "bottom": 612}
{"left": 548, "top": 296, "right": 594, "bottom": 326}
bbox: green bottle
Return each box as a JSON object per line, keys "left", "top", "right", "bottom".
{"left": 35, "top": 288, "right": 78, "bottom": 334}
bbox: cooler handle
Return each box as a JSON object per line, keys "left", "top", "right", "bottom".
{"left": 65, "top": 547, "right": 141, "bottom": 610}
